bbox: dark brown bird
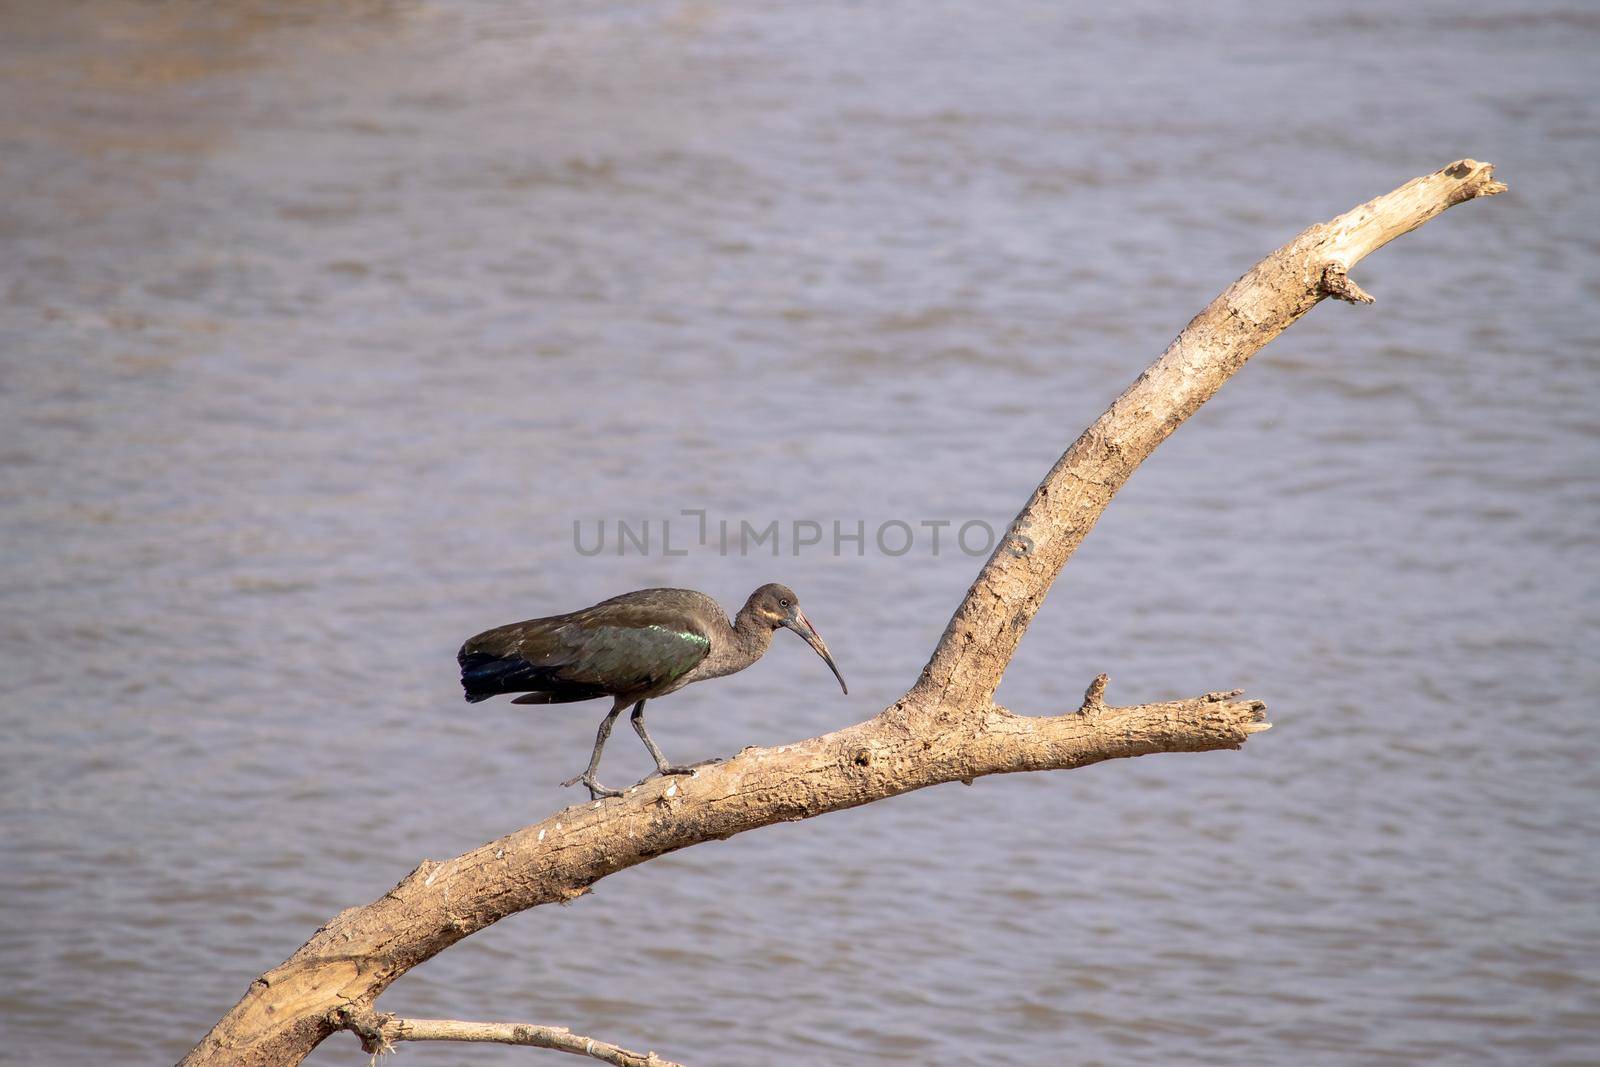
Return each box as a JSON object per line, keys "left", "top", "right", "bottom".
{"left": 459, "top": 583, "right": 847, "bottom": 799}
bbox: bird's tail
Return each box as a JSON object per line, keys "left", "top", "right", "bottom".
{"left": 459, "top": 651, "right": 542, "bottom": 703}
{"left": 458, "top": 650, "right": 608, "bottom": 704}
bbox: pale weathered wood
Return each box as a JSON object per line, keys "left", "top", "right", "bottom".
{"left": 913, "top": 160, "right": 1506, "bottom": 717}
{"left": 179, "top": 160, "right": 1502, "bottom": 1067}
{"left": 336, "top": 1011, "right": 684, "bottom": 1067}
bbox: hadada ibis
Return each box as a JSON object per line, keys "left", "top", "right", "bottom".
{"left": 459, "top": 583, "right": 847, "bottom": 799}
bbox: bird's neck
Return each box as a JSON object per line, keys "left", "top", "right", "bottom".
{"left": 692, "top": 607, "right": 773, "bottom": 683}
{"left": 725, "top": 606, "right": 775, "bottom": 668}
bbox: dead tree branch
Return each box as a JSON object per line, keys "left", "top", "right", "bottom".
{"left": 335, "top": 1009, "right": 683, "bottom": 1067}
{"left": 179, "top": 159, "right": 1503, "bottom": 1067}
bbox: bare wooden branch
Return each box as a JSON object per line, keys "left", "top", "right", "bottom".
{"left": 913, "top": 159, "right": 1506, "bottom": 719}
{"left": 179, "top": 160, "right": 1502, "bottom": 1067}
{"left": 338, "top": 1010, "right": 684, "bottom": 1067}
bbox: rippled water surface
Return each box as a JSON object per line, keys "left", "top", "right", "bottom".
{"left": 2, "top": 2, "right": 1597, "bottom": 1064}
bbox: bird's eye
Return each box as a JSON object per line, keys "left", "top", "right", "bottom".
{"left": 779, "top": 598, "right": 790, "bottom": 608}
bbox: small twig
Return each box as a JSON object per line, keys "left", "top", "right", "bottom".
{"left": 344, "top": 1012, "right": 685, "bottom": 1067}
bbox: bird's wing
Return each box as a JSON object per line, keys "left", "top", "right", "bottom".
{"left": 548, "top": 600, "right": 712, "bottom": 692}
{"left": 550, "top": 617, "right": 707, "bottom": 694}
{"left": 464, "top": 601, "right": 711, "bottom": 699}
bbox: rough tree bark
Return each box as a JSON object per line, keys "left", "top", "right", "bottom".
{"left": 179, "top": 160, "right": 1504, "bottom": 1067}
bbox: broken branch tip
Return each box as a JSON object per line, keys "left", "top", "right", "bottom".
{"left": 1321, "top": 263, "right": 1375, "bottom": 304}
{"left": 1079, "top": 673, "right": 1109, "bottom": 715}
{"left": 1442, "top": 159, "right": 1507, "bottom": 198}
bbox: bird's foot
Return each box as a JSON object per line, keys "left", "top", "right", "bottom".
{"left": 561, "top": 772, "right": 624, "bottom": 800}
{"left": 653, "top": 757, "right": 723, "bottom": 777}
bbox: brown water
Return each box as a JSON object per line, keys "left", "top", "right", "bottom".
{"left": 2, "top": 3, "right": 1597, "bottom": 1064}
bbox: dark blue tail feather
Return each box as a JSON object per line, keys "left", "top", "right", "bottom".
{"left": 459, "top": 651, "right": 546, "bottom": 702}
{"left": 459, "top": 651, "right": 606, "bottom": 704}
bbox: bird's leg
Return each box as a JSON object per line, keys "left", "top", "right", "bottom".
{"left": 630, "top": 700, "right": 697, "bottom": 776}
{"left": 561, "top": 702, "right": 626, "bottom": 799}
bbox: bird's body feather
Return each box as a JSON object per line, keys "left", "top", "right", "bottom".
{"left": 458, "top": 589, "right": 720, "bottom": 705}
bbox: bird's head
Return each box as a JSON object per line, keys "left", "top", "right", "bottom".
{"left": 744, "top": 583, "right": 848, "bottom": 695}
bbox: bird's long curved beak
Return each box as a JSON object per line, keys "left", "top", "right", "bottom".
{"left": 785, "top": 610, "right": 848, "bottom": 695}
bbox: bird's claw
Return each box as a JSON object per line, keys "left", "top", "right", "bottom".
{"left": 561, "top": 773, "right": 623, "bottom": 800}
{"left": 654, "top": 757, "right": 723, "bottom": 777}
